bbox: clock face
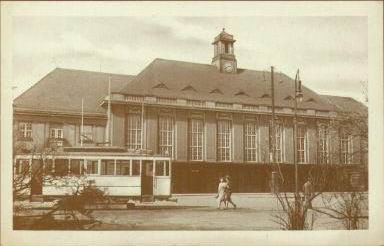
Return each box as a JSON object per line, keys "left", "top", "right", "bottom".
{"left": 224, "top": 62, "right": 233, "bottom": 73}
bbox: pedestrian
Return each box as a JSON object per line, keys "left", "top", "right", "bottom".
{"left": 216, "top": 177, "right": 228, "bottom": 209}
{"left": 303, "top": 177, "right": 313, "bottom": 209}
{"left": 225, "top": 175, "right": 237, "bottom": 209}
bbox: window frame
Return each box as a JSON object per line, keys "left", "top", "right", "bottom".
{"left": 19, "top": 122, "right": 32, "bottom": 139}
{"left": 217, "top": 119, "right": 232, "bottom": 162}
{"left": 189, "top": 118, "right": 204, "bottom": 161}
{"left": 340, "top": 129, "right": 353, "bottom": 164}
{"left": 318, "top": 124, "right": 330, "bottom": 164}
{"left": 126, "top": 113, "right": 142, "bottom": 150}
{"left": 272, "top": 123, "right": 286, "bottom": 163}
{"left": 296, "top": 124, "right": 308, "bottom": 164}
{"left": 158, "top": 115, "right": 175, "bottom": 158}
{"left": 244, "top": 121, "right": 260, "bottom": 162}
{"left": 50, "top": 127, "right": 63, "bottom": 139}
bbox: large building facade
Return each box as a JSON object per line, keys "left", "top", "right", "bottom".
{"left": 13, "top": 30, "right": 368, "bottom": 194}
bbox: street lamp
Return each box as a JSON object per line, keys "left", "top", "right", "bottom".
{"left": 293, "top": 69, "right": 303, "bottom": 195}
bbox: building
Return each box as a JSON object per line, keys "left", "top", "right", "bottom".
{"left": 13, "top": 29, "right": 368, "bottom": 195}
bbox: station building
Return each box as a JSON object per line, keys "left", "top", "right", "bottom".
{"left": 13, "top": 29, "right": 368, "bottom": 194}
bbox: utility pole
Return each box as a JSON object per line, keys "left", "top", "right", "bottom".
{"left": 293, "top": 69, "right": 303, "bottom": 195}
{"left": 271, "top": 66, "right": 275, "bottom": 164}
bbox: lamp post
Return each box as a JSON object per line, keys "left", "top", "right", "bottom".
{"left": 293, "top": 69, "right": 303, "bottom": 195}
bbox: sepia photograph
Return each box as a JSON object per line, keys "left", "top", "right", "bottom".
{"left": 1, "top": 1, "right": 383, "bottom": 246}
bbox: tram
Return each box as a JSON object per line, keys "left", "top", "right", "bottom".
{"left": 14, "top": 147, "right": 172, "bottom": 200}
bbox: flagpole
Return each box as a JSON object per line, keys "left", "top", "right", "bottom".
{"left": 106, "top": 75, "right": 112, "bottom": 146}
{"left": 81, "top": 98, "right": 84, "bottom": 146}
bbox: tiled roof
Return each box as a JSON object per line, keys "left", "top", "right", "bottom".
{"left": 13, "top": 68, "right": 134, "bottom": 115}
{"left": 14, "top": 60, "right": 364, "bottom": 117}
{"left": 120, "top": 58, "right": 336, "bottom": 111}
{"left": 322, "top": 95, "right": 368, "bottom": 116}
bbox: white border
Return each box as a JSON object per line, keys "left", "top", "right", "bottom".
{"left": 1, "top": 1, "right": 383, "bottom": 246}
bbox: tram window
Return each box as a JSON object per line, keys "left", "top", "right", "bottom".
{"left": 132, "top": 160, "right": 140, "bottom": 176}
{"left": 155, "top": 161, "right": 165, "bottom": 176}
{"left": 165, "top": 161, "right": 170, "bottom": 176}
{"left": 101, "top": 160, "right": 115, "bottom": 175}
{"left": 15, "top": 159, "right": 29, "bottom": 175}
{"left": 54, "top": 159, "right": 69, "bottom": 176}
{"left": 86, "top": 160, "right": 99, "bottom": 175}
{"left": 70, "top": 159, "right": 83, "bottom": 175}
{"left": 116, "top": 160, "right": 130, "bottom": 176}
{"left": 44, "top": 159, "right": 53, "bottom": 175}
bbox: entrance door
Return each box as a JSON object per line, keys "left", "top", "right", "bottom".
{"left": 141, "top": 160, "right": 154, "bottom": 195}
{"left": 30, "top": 159, "right": 43, "bottom": 195}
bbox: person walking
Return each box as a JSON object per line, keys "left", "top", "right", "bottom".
{"left": 225, "top": 175, "right": 237, "bottom": 209}
{"left": 216, "top": 177, "right": 228, "bottom": 209}
{"left": 303, "top": 177, "right": 313, "bottom": 209}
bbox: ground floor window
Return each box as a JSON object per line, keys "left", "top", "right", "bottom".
{"left": 297, "top": 125, "right": 308, "bottom": 164}
{"left": 341, "top": 130, "right": 353, "bottom": 164}
{"left": 244, "top": 121, "right": 259, "bottom": 162}
{"left": 217, "top": 119, "right": 232, "bottom": 161}
{"left": 318, "top": 125, "right": 329, "bottom": 164}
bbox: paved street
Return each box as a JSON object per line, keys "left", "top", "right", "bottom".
{"left": 89, "top": 193, "right": 368, "bottom": 230}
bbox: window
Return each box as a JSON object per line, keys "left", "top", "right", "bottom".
{"left": 340, "top": 130, "right": 353, "bottom": 164}
{"left": 224, "top": 43, "right": 229, "bottom": 53}
{"left": 318, "top": 125, "right": 329, "bottom": 164}
{"left": 50, "top": 128, "right": 63, "bottom": 139}
{"left": 54, "top": 159, "right": 69, "bottom": 176}
{"left": 245, "top": 122, "right": 259, "bottom": 162}
{"left": 297, "top": 125, "right": 308, "bottom": 164}
{"left": 15, "top": 159, "right": 30, "bottom": 175}
{"left": 217, "top": 120, "right": 232, "bottom": 161}
{"left": 19, "top": 122, "right": 32, "bottom": 139}
{"left": 101, "top": 160, "right": 115, "bottom": 175}
{"left": 155, "top": 160, "right": 170, "bottom": 176}
{"left": 132, "top": 160, "right": 141, "bottom": 176}
{"left": 159, "top": 116, "right": 174, "bottom": 157}
{"left": 81, "top": 125, "right": 93, "bottom": 142}
{"left": 116, "top": 160, "right": 130, "bottom": 175}
{"left": 126, "top": 114, "right": 142, "bottom": 149}
{"left": 44, "top": 159, "right": 54, "bottom": 175}
{"left": 189, "top": 119, "right": 204, "bottom": 161}
{"left": 86, "top": 160, "right": 99, "bottom": 175}
{"left": 272, "top": 124, "right": 285, "bottom": 163}
{"left": 70, "top": 159, "right": 84, "bottom": 175}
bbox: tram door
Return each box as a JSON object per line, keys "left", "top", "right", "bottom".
{"left": 30, "top": 159, "right": 43, "bottom": 195}
{"left": 141, "top": 160, "right": 154, "bottom": 195}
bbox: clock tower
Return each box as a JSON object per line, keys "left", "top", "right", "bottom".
{"left": 211, "top": 28, "right": 237, "bottom": 74}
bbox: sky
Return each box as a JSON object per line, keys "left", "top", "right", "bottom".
{"left": 12, "top": 16, "right": 368, "bottom": 102}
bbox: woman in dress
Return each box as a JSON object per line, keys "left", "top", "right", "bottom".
{"left": 217, "top": 177, "right": 228, "bottom": 209}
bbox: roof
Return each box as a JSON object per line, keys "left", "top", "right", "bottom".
{"left": 322, "top": 95, "right": 368, "bottom": 116}
{"left": 120, "top": 58, "right": 336, "bottom": 111}
{"left": 213, "top": 29, "right": 236, "bottom": 44}
{"left": 13, "top": 68, "right": 135, "bottom": 115}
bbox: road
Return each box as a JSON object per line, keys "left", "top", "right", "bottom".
{"left": 89, "top": 193, "right": 368, "bottom": 230}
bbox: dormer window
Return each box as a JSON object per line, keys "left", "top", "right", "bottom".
{"left": 235, "top": 91, "right": 249, "bottom": 97}
{"left": 261, "top": 94, "right": 270, "bottom": 98}
{"left": 284, "top": 95, "right": 294, "bottom": 100}
{"left": 152, "top": 82, "right": 169, "bottom": 89}
{"left": 181, "top": 85, "right": 197, "bottom": 92}
{"left": 306, "top": 98, "right": 316, "bottom": 103}
{"left": 210, "top": 88, "right": 223, "bottom": 94}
